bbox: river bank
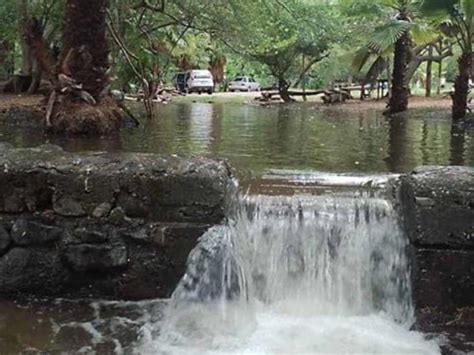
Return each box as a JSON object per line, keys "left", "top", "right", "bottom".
{"left": 0, "top": 92, "right": 456, "bottom": 111}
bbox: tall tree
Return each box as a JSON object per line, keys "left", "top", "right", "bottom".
{"left": 350, "top": 0, "right": 440, "bottom": 112}
{"left": 388, "top": 2, "right": 412, "bottom": 114}
{"left": 422, "top": 0, "right": 474, "bottom": 121}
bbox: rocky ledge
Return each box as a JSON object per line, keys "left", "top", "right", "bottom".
{"left": 0, "top": 144, "right": 236, "bottom": 299}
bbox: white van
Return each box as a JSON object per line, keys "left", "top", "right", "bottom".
{"left": 186, "top": 70, "right": 214, "bottom": 94}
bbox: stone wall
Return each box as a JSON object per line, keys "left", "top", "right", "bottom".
{"left": 0, "top": 144, "right": 235, "bottom": 300}
{"left": 399, "top": 166, "right": 474, "bottom": 350}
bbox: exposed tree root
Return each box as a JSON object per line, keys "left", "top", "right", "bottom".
{"left": 47, "top": 97, "right": 122, "bottom": 135}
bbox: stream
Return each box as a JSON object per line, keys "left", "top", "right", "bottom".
{"left": 1, "top": 102, "right": 472, "bottom": 354}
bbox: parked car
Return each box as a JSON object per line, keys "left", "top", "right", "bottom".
{"left": 172, "top": 70, "right": 214, "bottom": 94}
{"left": 172, "top": 72, "right": 188, "bottom": 93}
{"left": 186, "top": 70, "right": 214, "bottom": 94}
{"left": 228, "top": 76, "right": 260, "bottom": 92}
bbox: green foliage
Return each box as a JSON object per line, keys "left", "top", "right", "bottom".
{"left": 421, "top": 0, "right": 473, "bottom": 54}
{"left": 349, "top": 0, "right": 440, "bottom": 84}
{"left": 190, "top": 0, "right": 341, "bottom": 83}
{"left": 0, "top": 0, "right": 461, "bottom": 94}
{"left": 0, "top": 0, "right": 63, "bottom": 75}
{"left": 0, "top": 0, "right": 18, "bottom": 43}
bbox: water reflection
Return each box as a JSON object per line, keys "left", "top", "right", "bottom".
{"left": 386, "top": 116, "right": 409, "bottom": 172}
{"left": 0, "top": 102, "right": 472, "bottom": 182}
{"left": 450, "top": 125, "right": 467, "bottom": 166}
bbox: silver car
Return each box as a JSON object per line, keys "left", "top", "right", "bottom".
{"left": 187, "top": 70, "right": 214, "bottom": 94}
{"left": 228, "top": 76, "right": 260, "bottom": 92}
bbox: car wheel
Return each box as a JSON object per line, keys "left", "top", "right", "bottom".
{"left": 208, "top": 90, "right": 213, "bottom": 95}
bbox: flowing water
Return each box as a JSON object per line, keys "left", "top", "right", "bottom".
{"left": 137, "top": 191, "right": 440, "bottom": 354}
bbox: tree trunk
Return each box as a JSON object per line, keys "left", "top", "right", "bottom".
{"left": 425, "top": 46, "right": 433, "bottom": 97}
{"left": 278, "top": 78, "right": 294, "bottom": 103}
{"left": 61, "top": 0, "right": 109, "bottom": 100}
{"left": 302, "top": 55, "right": 307, "bottom": 102}
{"left": 437, "top": 59, "right": 442, "bottom": 96}
{"left": 388, "top": 30, "right": 410, "bottom": 114}
{"left": 27, "top": 59, "right": 42, "bottom": 94}
{"left": 48, "top": 0, "right": 122, "bottom": 135}
{"left": 18, "top": 0, "right": 32, "bottom": 75}
{"left": 452, "top": 52, "right": 471, "bottom": 121}
{"left": 0, "top": 41, "right": 14, "bottom": 81}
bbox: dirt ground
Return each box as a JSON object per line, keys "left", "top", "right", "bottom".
{"left": 0, "top": 92, "right": 453, "bottom": 112}
{"left": 0, "top": 94, "right": 43, "bottom": 110}
{"left": 316, "top": 95, "right": 452, "bottom": 112}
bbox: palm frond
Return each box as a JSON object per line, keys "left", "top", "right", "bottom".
{"left": 368, "top": 19, "right": 411, "bottom": 51}
{"left": 366, "top": 55, "right": 389, "bottom": 81}
{"left": 352, "top": 47, "right": 373, "bottom": 72}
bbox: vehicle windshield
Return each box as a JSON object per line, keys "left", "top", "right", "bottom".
{"left": 233, "top": 77, "right": 245, "bottom": 81}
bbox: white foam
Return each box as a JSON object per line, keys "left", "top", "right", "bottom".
{"left": 137, "top": 193, "right": 441, "bottom": 355}
{"left": 139, "top": 304, "right": 439, "bottom": 355}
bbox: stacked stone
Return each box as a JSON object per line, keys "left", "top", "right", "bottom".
{"left": 0, "top": 143, "right": 235, "bottom": 299}
{"left": 399, "top": 166, "right": 474, "bottom": 350}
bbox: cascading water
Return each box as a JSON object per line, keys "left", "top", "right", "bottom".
{"left": 138, "top": 190, "right": 440, "bottom": 354}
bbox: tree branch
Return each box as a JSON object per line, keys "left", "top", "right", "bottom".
{"left": 294, "top": 53, "right": 329, "bottom": 87}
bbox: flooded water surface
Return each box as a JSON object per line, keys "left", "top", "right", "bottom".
{"left": 0, "top": 102, "right": 472, "bottom": 183}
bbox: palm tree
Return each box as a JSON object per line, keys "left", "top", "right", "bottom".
{"left": 61, "top": 0, "right": 109, "bottom": 102}
{"left": 422, "top": 0, "right": 473, "bottom": 121}
{"left": 388, "top": 2, "right": 413, "bottom": 114}
{"left": 352, "top": 0, "right": 436, "bottom": 114}
{"left": 41, "top": 0, "right": 122, "bottom": 134}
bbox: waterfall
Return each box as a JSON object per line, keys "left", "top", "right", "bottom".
{"left": 138, "top": 190, "right": 440, "bottom": 354}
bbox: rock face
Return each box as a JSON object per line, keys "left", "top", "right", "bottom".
{"left": 0, "top": 225, "right": 10, "bottom": 255}
{"left": 402, "top": 166, "right": 474, "bottom": 249}
{"left": 398, "top": 166, "right": 473, "bottom": 313}
{"left": 398, "top": 166, "right": 474, "bottom": 350}
{"left": 0, "top": 145, "right": 235, "bottom": 299}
